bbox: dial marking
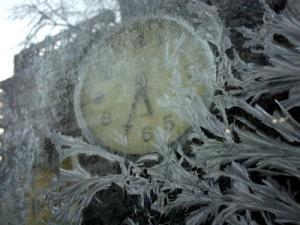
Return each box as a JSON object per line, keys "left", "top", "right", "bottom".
{"left": 142, "top": 127, "right": 153, "bottom": 142}
{"left": 132, "top": 30, "right": 146, "bottom": 48}
{"left": 163, "top": 114, "right": 175, "bottom": 131}
{"left": 100, "top": 112, "right": 111, "bottom": 126}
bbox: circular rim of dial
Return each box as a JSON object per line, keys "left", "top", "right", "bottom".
{"left": 74, "top": 15, "right": 216, "bottom": 155}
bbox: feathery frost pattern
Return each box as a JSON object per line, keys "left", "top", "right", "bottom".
{"left": 1, "top": 0, "right": 300, "bottom": 224}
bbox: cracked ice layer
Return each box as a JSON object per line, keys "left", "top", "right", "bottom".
{"left": 74, "top": 17, "right": 216, "bottom": 155}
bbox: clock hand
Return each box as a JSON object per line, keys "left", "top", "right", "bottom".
{"left": 124, "top": 77, "right": 141, "bottom": 136}
{"left": 136, "top": 73, "right": 153, "bottom": 115}
{"left": 124, "top": 74, "right": 152, "bottom": 136}
{"left": 141, "top": 88, "right": 153, "bottom": 115}
{"left": 124, "top": 100, "right": 136, "bottom": 136}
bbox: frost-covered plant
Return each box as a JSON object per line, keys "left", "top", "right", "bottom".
{"left": 47, "top": 1, "right": 300, "bottom": 224}
{"left": 4, "top": 0, "right": 300, "bottom": 225}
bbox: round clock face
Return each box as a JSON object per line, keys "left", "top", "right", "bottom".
{"left": 74, "top": 17, "right": 216, "bottom": 155}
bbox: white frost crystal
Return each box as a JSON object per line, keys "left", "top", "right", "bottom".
{"left": 1, "top": 1, "right": 300, "bottom": 225}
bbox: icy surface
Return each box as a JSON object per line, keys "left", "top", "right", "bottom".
{"left": 1, "top": 0, "right": 300, "bottom": 225}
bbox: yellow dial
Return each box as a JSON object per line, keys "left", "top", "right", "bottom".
{"left": 74, "top": 17, "right": 215, "bottom": 155}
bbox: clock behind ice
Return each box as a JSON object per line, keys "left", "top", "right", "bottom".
{"left": 74, "top": 16, "right": 216, "bottom": 155}
{"left": 0, "top": 4, "right": 221, "bottom": 225}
